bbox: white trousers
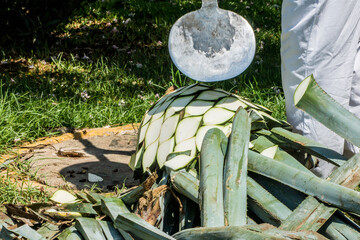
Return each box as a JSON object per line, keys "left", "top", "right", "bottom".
{"left": 281, "top": 0, "right": 360, "bottom": 177}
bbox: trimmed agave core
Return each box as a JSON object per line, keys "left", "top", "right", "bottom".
{"left": 130, "top": 83, "right": 281, "bottom": 173}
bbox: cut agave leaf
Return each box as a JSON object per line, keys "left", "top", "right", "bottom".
{"left": 200, "top": 128, "right": 227, "bottom": 227}
{"left": 138, "top": 122, "right": 149, "bottom": 145}
{"left": 115, "top": 213, "right": 175, "bottom": 240}
{"left": 174, "top": 137, "right": 196, "bottom": 158}
{"left": 159, "top": 115, "right": 179, "bottom": 144}
{"left": 142, "top": 140, "right": 159, "bottom": 172}
{"left": 148, "top": 99, "right": 173, "bottom": 122}
{"left": 1, "top": 224, "right": 45, "bottom": 240}
{"left": 157, "top": 137, "right": 175, "bottom": 168}
{"left": 75, "top": 217, "right": 106, "bottom": 240}
{"left": 50, "top": 190, "right": 78, "bottom": 204}
{"left": 203, "top": 107, "right": 234, "bottom": 125}
{"left": 260, "top": 145, "right": 278, "bottom": 159}
{"left": 216, "top": 96, "right": 247, "bottom": 111}
{"left": 179, "top": 85, "right": 209, "bottom": 96}
{"left": 175, "top": 116, "right": 202, "bottom": 144}
{"left": 197, "top": 90, "right": 228, "bottom": 101}
{"left": 195, "top": 125, "right": 224, "bottom": 151}
{"left": 57, "top": 226, "right": 83, "bottom": 240}
{"left": 98, "top": 221, "right": 123, "bottom": 240}
{"left": 141, "top": 111, "right": 152, "bottom": 126}
{"left": 164, "top": 155, "right": 194, "bottom": 171}
{"left": 145, "top": 116, "right": 163, "bottom": 148}
{"left": 184, "top": 100, "right": 213, "bottom": 116}
{"left": 131, "top": 145, "right": 144, "bottom": 171}
{"left": 164, "top": 96, "right": 195, "bottom": 119}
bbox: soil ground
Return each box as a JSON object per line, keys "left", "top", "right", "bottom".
{"left": 2, "top": 124, "right": 141, "bottom": 192}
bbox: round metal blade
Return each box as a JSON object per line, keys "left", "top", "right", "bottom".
{"left": 168, "top": 5, "right": 256, "bottom": 82}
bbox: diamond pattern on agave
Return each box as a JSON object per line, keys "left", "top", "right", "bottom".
{"left": 130, "top": 83, "right": 283, "bottom": 173}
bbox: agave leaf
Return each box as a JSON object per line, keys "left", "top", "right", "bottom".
{"left": 247, "top": 177, "right": 292, "bottom": 226}
{"left": 57, "top": 226, "right": 83, "bottom": 240}
{"left": 223, "top": 108, "right": 251, "bottom": 226}
{"left": 280, "top": 196, "right": 336, "bottom": 232}
{"left": 199, "top": 128, "right": 227, "bottom": 227}
{"left": 114, "top": 213, "right": 175, "bottom": 240}
{"left": 248, "top": 150, "right": 360, "bottom": 215}
{"left": 170, "top": 169, "right": 199, "bottom": 203}
{"left": 328, "top": 152, "right": 360, "bottom": 189}
{"left": 1, "top": 224, "right": 45, "bottom": 240}
{"left": 36, "top": 223, "right": 60, "bottom": 239}
{"left": 101, "top": 198, "right": 130, "bottom": 221}
{"left": 98, "top": 221, "right": 124, "bottom": 240}
{"left": 196, "top": 90, "right": 228, "bottom": 101}
{"left": 85, "top": 192, "right": 104, "bottom": 204}
{"left": 75, "top": 217, "right": 106, "bottom": 240}
{"left": 294, "top": 74, "right": 360, "bottom": 147}
{"left": 270, "top": 127, "right": 347, "bottom": 166}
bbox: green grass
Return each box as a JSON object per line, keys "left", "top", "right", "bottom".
{"left": 0, "top": 0, "right": 283, "bottom": 203}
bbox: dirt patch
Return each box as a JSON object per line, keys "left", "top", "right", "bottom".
{"left": 4, "top": 125, "right": 141, "bottom": 191}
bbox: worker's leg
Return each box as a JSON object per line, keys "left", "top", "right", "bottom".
{"left": 281, "top": 0, "right": 360, "bottom": 177}
{"left": 345, "top": 41, "right": 360, "bottom": 157}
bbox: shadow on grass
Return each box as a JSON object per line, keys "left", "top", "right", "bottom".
{"left": 1, "top": 0, "right": 282, "bottom": 90}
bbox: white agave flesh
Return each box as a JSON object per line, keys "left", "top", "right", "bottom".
{"left": 203, "top": 107, "right": 234, "bottom": 125}
{"left": 222, "top": 123, "right": 233, "bottom": 137}
{"left": 164, "top": 95, "right": 194, "bottom": 119}
{"left": 159, "top": 114, "right": 179, "bottom": 143}
{"left": 196, "top": 125, "right": 224, "bottom": 151}
{"left": 50, "top": 190, "right": 77, "bottom": 204}
{"left": 216, "top": 96, "right": 247, "bottom": 111}
{"left": 157, "top": 137, "right": 175, "bottom": 168}
{"left": 175, "top": 116, "right": 202, "bottom": 144}
{"left": 260, "top": 145, "right": 279, "bottom": 159}
{"left": 164, "top": 155, "right": 194, "bottom": 171}
{"left": 142, "top": 140, "right": 159, "bottom": 172}
{"left": 174, "top": 137, "right": 196, "bottom": 157}
{"left": 197, "top": 90, "right": 228, "bottom": 101}
{"left": 184, "top": 100, "right": 213, "bottom": 116}
{"left": 138, "top": 122, "right": 149, "bottom": 144}
{"left": 145, "top": 116, "right": 163, "bottom": 147}
{"left": 142, "top": 111, "right": 152, "bottom": 126}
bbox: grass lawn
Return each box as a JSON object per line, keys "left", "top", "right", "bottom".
{"left": 0, "top": 0, "right": 284, "bottom": 203}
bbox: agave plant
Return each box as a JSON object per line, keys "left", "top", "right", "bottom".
{"left": 129, "top": 83, "right": 286, "bottom": 173}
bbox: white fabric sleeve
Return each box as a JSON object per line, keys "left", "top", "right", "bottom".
{"left": 281, "top": 0, "right": 360, "bottom": 177}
